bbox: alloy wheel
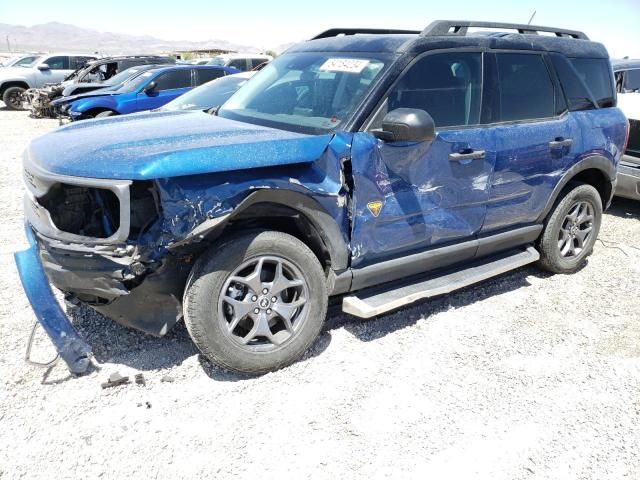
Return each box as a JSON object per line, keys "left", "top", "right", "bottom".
{"left": 557, "top": 201, "right": 594, "bottom": 258}
{"left": 217, "top": 256, "right": 309, "bottom": 351}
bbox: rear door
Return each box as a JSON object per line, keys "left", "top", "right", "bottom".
{"left": 195, "top": 68, "right": 227, "bottom": 86}
{"left": 137, "top": 69, "right": 193, "bottom": 111}
{"left": 227, "top": 58, "right": 248, "bottom": 72}
{"left": 480, "top": 52, "right": 574, "bottom": 233}
{"left": 350, "top": 51, "right": 496, "bottom": 267}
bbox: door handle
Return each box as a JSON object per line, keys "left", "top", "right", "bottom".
{"left": 549, "top": 138, "right": 573, "bottom": 149}
{"left": 449, "top": 150, "right": 486, "bottom": 162}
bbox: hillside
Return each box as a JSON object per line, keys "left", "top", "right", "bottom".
{"left": 0, "top": 22, "right": 260, "bottom": 54}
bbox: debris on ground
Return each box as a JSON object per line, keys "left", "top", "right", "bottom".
{"left": 100, "top": 372, "right": 129, "bottom": 389}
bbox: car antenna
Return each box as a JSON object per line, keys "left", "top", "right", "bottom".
{"left": 527, "top": 10, "right": 537, "bottom": 25}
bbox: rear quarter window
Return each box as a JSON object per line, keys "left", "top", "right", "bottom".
{"left": 569, "top": 58, "right": 615, "bottom": 108}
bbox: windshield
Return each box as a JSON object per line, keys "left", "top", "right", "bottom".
{"left": 16, "top": 55, "right": 44, "bottom": 67}
{"left": 217, "top": 52, "right": 390, "bottom": 134}
{"left": 208, "top": 56, "right": 226, "bottom": 66}
{"left": 115, "top": 70, "right": 158, "bottom": 93}
{"left": 162, "top": 74, "right": 252, "bottom": 111}
{"left": 8, "top": 55, "right": 39, "bottom": 67}
{"left": 104, "top": 65, "right": 154, "bottom": 86}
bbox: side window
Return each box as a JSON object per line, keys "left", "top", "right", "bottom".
{"left": 196, "top": 68, "right": 226, "bottom": 85}
{"left": 70, "top": 56, "right": 94, "bottom": 70}
{"left": 228, "top": 58, "right": 248, "bottom": 71}
{"left": 623, "top": 69, "right": 640, "bottom": 92}
{"left": 154, "top": 70, "right": 192, "bottom": 90}
{"left": 550, "top": 54, "right": 595, "bottom": 111}
{"left": 251, "top": 58, "right": 266, "bottom": 69}
{"left": 44, "top": 56, "right": 69, "bottom": 70}
{"left": 496, "top": 53, "right": 555, "bottom": 122}
{"left": 569, "top": 58, "right": 615, "bottom": 107}
{"left": 386, "top": 52, "right": 483, "bottom": 128}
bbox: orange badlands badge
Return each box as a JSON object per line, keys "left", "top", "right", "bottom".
{"left": 367, "top": 201, "right": 383, "bottom": 217}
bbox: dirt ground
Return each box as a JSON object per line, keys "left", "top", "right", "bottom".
{"left": 1, "top": 108, "right": 639, "bottom": 480}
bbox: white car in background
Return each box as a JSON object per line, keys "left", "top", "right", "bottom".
{"left": 0, "top": 53, "right": 97, "bottom": 110}
{"left": 613, "top": 59, "right": 640, "bottom": 200}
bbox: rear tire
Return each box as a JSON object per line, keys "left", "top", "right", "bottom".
{"left": 2, "top": 86, "right": 26, "bottom": 110}
{"left": 538, "top": 183, "right": 602, "bottom": 274}
{"left": 183, "top": 230, "right": 328, "bottom": 375}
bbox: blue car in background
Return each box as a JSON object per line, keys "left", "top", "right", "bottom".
{"left": 57, "top": 64, "right": 237, "bottom": 120}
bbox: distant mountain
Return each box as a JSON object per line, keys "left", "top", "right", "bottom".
{"left": 0, "top": 22, "right": 261, "bottom": 55}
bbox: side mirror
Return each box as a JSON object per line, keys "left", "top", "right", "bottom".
{"left": 372, "top": 108, "right": 435, "bottom": 143}
{"left": 143, "top": 81, "right": 157, "bottom": 94}
{"left": 37, "top": 63, "right": 50, "bottom": 71}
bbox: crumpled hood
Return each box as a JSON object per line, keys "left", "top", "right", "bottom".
{"left": 26, "top": 110, "right": 333, "bottom": 180}
{"left": 52, "top": 86, "right": 118, "bottom": 105}
{"left": 60, "top": 82, "right": 111, "bottom": 98}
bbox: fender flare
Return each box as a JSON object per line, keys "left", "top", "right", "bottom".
{"left": 171, "top": 189, "right": 350, "bottom": 271}
{"left": 536, "top": 155, "right": 616, "bottom": 223}
{"left": 0, "top": 79, "right": 31, "bottom": 95}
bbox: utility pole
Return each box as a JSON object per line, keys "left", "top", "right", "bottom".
{"left": 5, "top": 35, "right": 10, "bottom": 53}
{"left": 527, "top": 10, "right": 537, "bottom": 25}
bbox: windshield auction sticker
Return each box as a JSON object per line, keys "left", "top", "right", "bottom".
{"left": 319, "top": 58, "right": 370, "bottom": 73}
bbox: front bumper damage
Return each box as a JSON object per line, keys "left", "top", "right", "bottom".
{"left": 15, "top": 222, "right": 188, "bottom": 373}
{"left": 14, "top": 225, "right": 93, "bottom": 374}
{"left": 17, "top": 156, "right": 192, "bottom": 373}
{"left": 24, "top": 86, "right": 63, "bottom": 119}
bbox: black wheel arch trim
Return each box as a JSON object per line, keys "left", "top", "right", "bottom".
{"left": 171, "top": 189, "right": 350, "bottom": 271}
{"left": 536, "top": 155, "right": 616, "bottom": 223}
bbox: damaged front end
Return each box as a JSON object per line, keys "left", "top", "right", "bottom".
{"left": 24, "top": 85, "right": 65, "bottom": 119}
{"left": 18, "top": 157, "right": 192, "bottom": 374}
{"left": 16, "top": 112, "right": 352, "bottom": 373}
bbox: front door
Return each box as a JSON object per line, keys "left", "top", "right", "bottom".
{"left": 137, "top": 69, "right": 193, "bottom": 111}
{"left": 350, "top": 51, "right": 496, "bottom": 268}
{"left": 36, "top": 56, "right": 72, "bottom": 87}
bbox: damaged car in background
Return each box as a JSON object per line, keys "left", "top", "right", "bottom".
{"left": 15, "top": 21, "right": 628, "bottom": 376}
{"left": 51, "top": 64, "right": 237, "bottom": 120}
{"left": 24, "top": 55, "right": 175, "bottom": 118}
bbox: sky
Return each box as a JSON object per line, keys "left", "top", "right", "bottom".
{"left": 0, "top": 0, "right": 638, "bottom": 57}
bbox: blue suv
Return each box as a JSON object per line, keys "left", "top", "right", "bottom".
{"left": 52, "top": 64, "right": 237, "bottom": 120}
{"left": 16, "top": 21, "right": 628, "bottom": 375}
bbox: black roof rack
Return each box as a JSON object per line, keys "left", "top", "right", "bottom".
{"left": 421, "top": 20, "right": 588, "bottom": 40}
{"left": 311, "top": 28, "right": 420, "bottom": 40}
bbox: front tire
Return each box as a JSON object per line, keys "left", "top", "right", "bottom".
{"left": 538, "top": 183, "right": 602, "bottom": 273}
{"left": 2, "top": 86, "right": 26, "bottom": 110}
{"left": 184, "top": 231, "right": 328, "bottom": 375}
{"left": 94, "top": 110, "right": 117, "bottom": 118}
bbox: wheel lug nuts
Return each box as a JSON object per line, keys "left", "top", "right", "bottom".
{"left": 266, "top": 309, "right": 272, "bottom": 315}
{"left": 253, "top": 308, "right": 260, "bottom": 314}
{"left": 271, "top": 296, "right": 277, "bottom": 302}
{"left": 251, "top": 295, "right": 258, "bottom": 301}
{"left": 262, "top": 288, "right": 268, "bottom": 294}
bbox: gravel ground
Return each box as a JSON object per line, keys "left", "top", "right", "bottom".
{"left": 1, "top": 108, "right": 639, "bottom": 480}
